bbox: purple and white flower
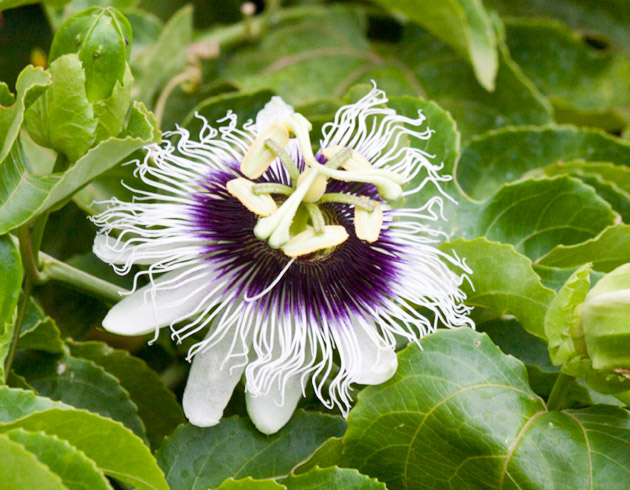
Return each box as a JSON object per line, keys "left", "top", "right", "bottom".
{"left": 92, "top": 86, "right": 473, "bottom": 434}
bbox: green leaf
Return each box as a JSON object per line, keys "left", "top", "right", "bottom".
{"left": 217, "top": 478, "right": 286, "bottom": 490}
{"left": 439, "top": 238, "right": 555, "bottom": 339}
{"left": 544, "top": 265, "right": 591, "bottom": 365}
{"left": 18, "top": 298, "right": 64, "bottom": 354}
{"left": 5, "top": 428, "right": 113, "bottom": 490}
{"left": 368, "top": 0, "right": 497, "bottom": 91}
{"left": 483, "top": 0, "right": 630, "bottom": 53}
{"left": 0, "top": 66, "right": 51, "bottom": 166}
{"left": 538, "top": 224, "right": 630, "bottom": 272}
{"left": 283, "top": 467, "right": 386, "bottom": 490}
{"left": 292, "top": 437, "right": 344, "bottom": 475}
{"left": 25, "top": 54, "right": 97, "bottom": 162}
{"left": 0, "top": 101, "right": 159, "bottom": 235}
{"left": 0, "top": 408, "right": 169, "bottom": 490}
{"left": 0, "top": 433, "right": 67, "bottom": 490}
{"left": 0, "top": 233, "right": 23, "bottom": 381}
{"left": 562, "top": 358, "right": 630, "bottom": 394}
{"left": 134, "top": 5, "right": 193, "bottom": 105}
{"left": 396, "top": 27, "right": 552, "bottom": 141}
{"left": 221, "top": 6, "right": 371, "bottom": 106}
{"left": 458, "top": 126, "right": 630, "bottom": 200}
{"left": 93, "top": 64, "right": 133, "bottom": 144}
{"left": 458, "top": 176, "right": 617, "bottom": 261}
{"left": 0, "top": 387, "right": 69, "bottom": 422}
{"left": 14, "top": 353, "right": 146, "bottom": 440}
{"left": 344, "top": 328, "right": 630, "bottom": 489}
{"left": 504, "top": 18, "right": 630, "bottom": 128}
{"left": 542, "top": 160, "right": 630, "bottom": 195}
{"left": 156, "top": 411, "right": 346, "bottom": 490}
{"left": 68, "top": 340, "right": 184, "bottom": 450}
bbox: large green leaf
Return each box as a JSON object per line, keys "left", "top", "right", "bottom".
{"left": 0, "top": 387, "right": 69, "bottom": 422}
{"left": 283, "top": 467, "right": 386, "bottom": 490}
{"left": 68, "top": 340, "right": 184, "bottom": 449}
{"left": 5, "top": 428, "right": 113, "bottom": 490}
{"left": 0, "top": 407, "right": 169, "bottom": 490}
{"left": 457, "top": 176, "right": 617, "bottom": 260}
{"left": 0, "top": 66, "right": 51, "bottom": 166}
{"left": 458, "top": 126, "right": 630, "bottom": 200}
{"left": 343, "top": 328, "right": 630, "bottom": 489}
{"left": 541, "top": 160, "right": 630, "bottom": 195}
{"left": 0, "top": 101, "right": 159, "bottom": 235}
{"left": 0, "top": 233, "right": 23, "bottom": 381}
{"left": 14, "top": 353, "right": 146, "bottom": 440}
{"left": 156, "top": 411, "right": 347, "bottom": 490}
{"left": 216, "top": 478, "right": 286, "bottom": 490}
{"left": 538, "top": 224, "right": 630, "bottom": 272}
{"left": 504, "top": 18, "right": 630, "bottom": 130}
{"left": 24, "top": 54, "right": 97, "bottom": 162}
{"left": 396, "top": 27, "right": 552, "bottom": 141}
{"left": 483, "top": 0, "right": 630, "bottom": 53}
{"left": 368, "top": 0, "right": 498, "bottom": 91}
{"left": 18, "top": 298, "right": 64, "bottom": 354}
{"left": 133, "top": 5, "right": 193, "bottom": 105}
{"left": 0, "top": 433, "right": 67, "bottom": 490}
{"left": 439, "top": 238, "right": 555, "bottom": 339}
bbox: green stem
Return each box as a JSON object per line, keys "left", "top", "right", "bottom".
{"left": 30, "top": 212, "right": 50, "bottom": 267}
{"left": 18, "top": 225, "right": 45, "bottom": 284}
{"left": 547, "top": 372, "right": 574, "bottom": 411}
{"left": 39, "top": 251, "right": 127, "bottom": 304}
{"left": 4, "top": 278, "right": 33, "bottom": 381}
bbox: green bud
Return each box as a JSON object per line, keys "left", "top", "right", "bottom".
{"left": 49, "top": 7, "right": 132, "bottom": 103}
{"left": 579, "top": 263, "right": 630, "bottom": 372}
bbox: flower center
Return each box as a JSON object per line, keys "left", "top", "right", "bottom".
{"left": 227, "top": 113, "right": 402, "bottom": 257}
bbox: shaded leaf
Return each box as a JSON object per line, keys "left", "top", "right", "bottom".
{"left": 18, "top": 298, "right": 64, "bottom": 354}
{"left": 292, "top": 437, "right": 344, "bottom": 475}
{"left": 0, "top": 387, "right": 69, "bottom": 422}
{"left": 217, "top": 478, "right": 286, "bottom": 490}
{"left": 156, "top": 411, "right": 346, "bottom": 490}
{"left": 14, "top": 353, "right": 146, "bottom": 440}
{"left": 68, "top": 340, "right": 184, "bottom": 450}
{"left": 368, "top": 0, "right": 498, "bottom": 91}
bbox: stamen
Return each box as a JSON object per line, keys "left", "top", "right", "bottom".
{"left": 281, "top": 225, "right": 349, "bottom": 257}
{"left": 252, "top": 183, "right": 294, "bottom": 196}
{"left": 264, "top": 139, "right": 299, "bottom": 185}
{"left": 226, "top": 178, "right": 277, "bottom": 217}
{"left": 305, "top": 203, "right": 325, "bottom": 235}
{"left": 254, "top": 165, "right": 321, "bottom": 248}
{"left": 355, "top": 200, "right": 383, "bottom": 243}
{"left": 317, "top": 166, "right": 403, "bottom": 201}
{"left": 284, "top": 114, "right": 318, "bottom": 167}
{"left": 240, "top": 123, "right": 289, "bottom": 178}
{"left": 322, "top": 145, "right": 373, "bottom": 171}
{"left": 318, "top": 193, "right": 376, "bottom": 211}
{"left": 296, "top": 167, "right": 328, "bottom": 203}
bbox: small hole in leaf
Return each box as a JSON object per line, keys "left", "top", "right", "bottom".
{"left": 583, "top": 33, "right": 611, "bottom": 51}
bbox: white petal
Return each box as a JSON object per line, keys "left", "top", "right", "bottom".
{"left": 256, "top": 96, "right": 294, "bottom": 132}
{"left": 350, "top": 323, "right": 398, "bottom": 385}
{"left": 246, "top": 374, "right": 303, "bottom": 435}
{"left": 183, "top": 333, "right": 247, "bottom": 427}
{"left": 102, "top": 268, "right": 212, "bottom": 336}
{"left": 93, "top": 235, "right": 201, "bottom": 266}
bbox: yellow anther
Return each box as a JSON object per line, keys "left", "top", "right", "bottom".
{"left": 281, "top": 225, "right": 349, "bottom": 257}
{"left": 226, "top": 178, "right": 277, "bottom": 217}
{"left": 297, "top": 167, "right": 328, "bottom": 203}
{"left": 354, "top": 200, "right": 383, "bottom": 243}
{"left": 322, "top": 145, "right": 373, "bottom": 171}
{"left": 240, "top": 123, "right": 290, "bottom": 179}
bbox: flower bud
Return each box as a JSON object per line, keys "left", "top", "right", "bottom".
{"left": 579, "top": 263, "right": 630, "bottom": 372}
{"left": 49, "top": 7, "right": 132, "bottom": 102}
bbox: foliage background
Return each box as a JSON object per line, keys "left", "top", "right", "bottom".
{"left": 1, "top": 0, "right": 630, "bottom": 488}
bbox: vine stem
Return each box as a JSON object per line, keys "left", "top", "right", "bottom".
{"left": 4, "top": 278, "right": 32, "bottom": 381}
{"left": 547, "top": 371, "right": 574, "bottom": 411}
